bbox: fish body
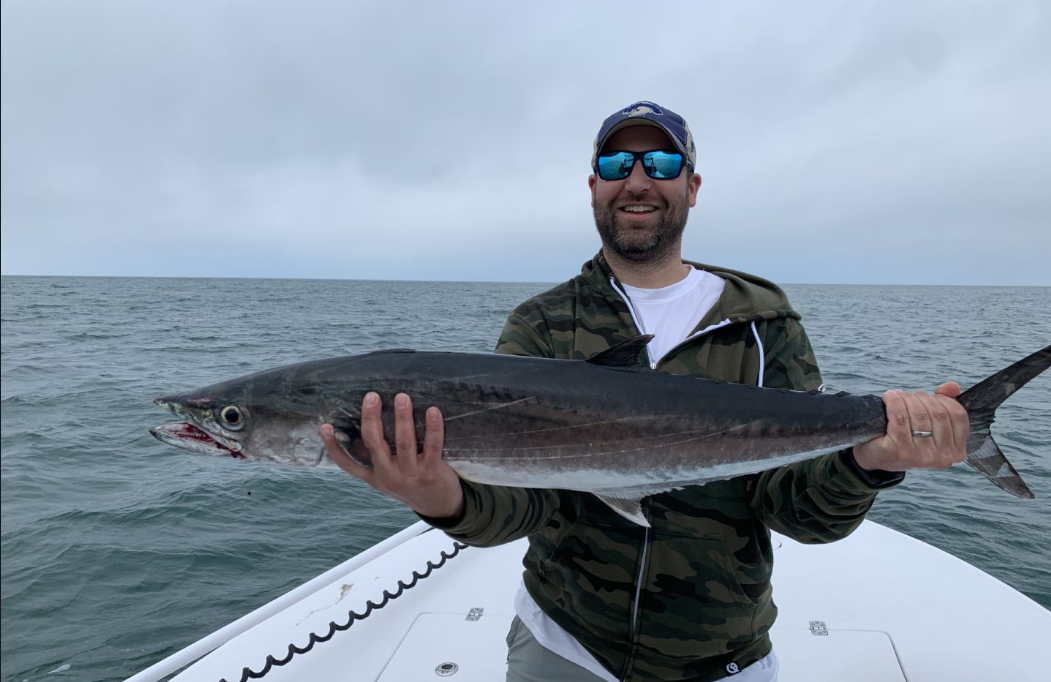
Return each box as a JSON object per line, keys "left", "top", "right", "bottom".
{"left": 151, "top": 337, "right": 1048, "bottom": 525}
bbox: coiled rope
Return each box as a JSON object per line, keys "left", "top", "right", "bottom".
{"left": 219, "top": 538, "right": 470, "bottom": 682}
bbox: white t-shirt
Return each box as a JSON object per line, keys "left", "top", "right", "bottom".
{"left": 620, "top": 266, "right": 725, "bottom": 365}
{"left": 512, "top": 266, "right": 778, "bottom": 681}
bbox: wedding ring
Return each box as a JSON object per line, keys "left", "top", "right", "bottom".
{"left": 911, "top": 430, "right": 934, "bottom": 438}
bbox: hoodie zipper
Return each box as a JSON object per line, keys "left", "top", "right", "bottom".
{"left": 607, "top": 276, "right": 658, "bottom": 674}
{"left": 651, "top": 319, "right": 734, "bottom": 367}
{"left": 608, "top": 276, "right": 766, "bottom": 673}
{"left": 631, "top": 522, "right": 650, "bottom": 633}
{"left": 608, "top": 277, "right": 651, "bottom": 365}
{"left": 622, "top": 510, "right": 651, "bottom": 681}
{"left": 609, "top": 276, "right": 735, "bottom": 666}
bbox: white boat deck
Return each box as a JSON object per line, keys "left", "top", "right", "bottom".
{"left": 130, "top": 520, "right": 1051, "bottom": 682}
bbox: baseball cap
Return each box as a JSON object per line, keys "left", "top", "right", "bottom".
{"left": 591, "top": 101, "right": 696, "bottom": 171}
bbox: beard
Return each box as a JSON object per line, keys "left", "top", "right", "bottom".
{"left": 593, "top": 190, "right": 690, "bottom": 263}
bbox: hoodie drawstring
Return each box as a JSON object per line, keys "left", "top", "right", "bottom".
{"left": 750, "top": 321, "right": 765, "bottom": 388}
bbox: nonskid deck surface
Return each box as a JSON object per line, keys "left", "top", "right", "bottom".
{"left": 164, "top": 521, "right": 1050, "bottom": 682}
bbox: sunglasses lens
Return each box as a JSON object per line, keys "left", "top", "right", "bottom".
{"left": 644, "top": 152, "right": 684, "bottom": 179}
{"left": 596, "top": 152, "right": 634, "bottom": 180}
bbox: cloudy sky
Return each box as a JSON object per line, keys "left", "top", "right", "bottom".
{"left": 2, "top": 0, "right": 1048, "bottom": 285}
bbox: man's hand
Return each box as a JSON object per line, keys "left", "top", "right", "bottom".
{"left": 320, "top": 392, "right": 465, "bottom": 520}
{"left": 853, "top": 382, "right": 970, "bottom": 472}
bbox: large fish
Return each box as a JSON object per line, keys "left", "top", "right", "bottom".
{"left": 150, "top": 337, "right": 1048, "bottom": 525}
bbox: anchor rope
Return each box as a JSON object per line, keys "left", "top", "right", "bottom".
{"left": 217, "top": 537, "right": 470, "bottom": 682}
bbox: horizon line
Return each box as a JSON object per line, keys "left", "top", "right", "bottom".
{"left": 1, "top": 273, "right": 1048, "bottom": 288}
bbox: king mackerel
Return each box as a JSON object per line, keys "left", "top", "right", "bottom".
{"left": 151, "top": 336, "right": 1047, "bottom": 526}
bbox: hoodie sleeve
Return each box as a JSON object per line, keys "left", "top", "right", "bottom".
{"left": 494, "top": 306, "right": 555, "bottom": 359}
{"left": 415, "top": 309, "right": 561, "bottom": 546}
{"left": 418, "top": 479, "right": 566, "bottom": 547}
{"left": 746, "top": 319, "right": 904, "bottom": 544}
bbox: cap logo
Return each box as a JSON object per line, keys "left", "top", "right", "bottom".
{"left": 622, "top": 102, "right": 663, "bottom": 117}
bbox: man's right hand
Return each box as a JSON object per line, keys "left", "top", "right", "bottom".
{"left": 320, "top": 392, "right": 465, "bottom": 521}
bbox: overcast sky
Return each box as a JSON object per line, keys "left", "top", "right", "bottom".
{"left": 2, "top": 0, "right": 1049, "bottom": 285}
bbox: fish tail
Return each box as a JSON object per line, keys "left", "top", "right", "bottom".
{"left": 956, "top": 344, "right": 1050, "bottom": 499}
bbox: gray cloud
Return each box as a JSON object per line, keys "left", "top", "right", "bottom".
{"left": 2, "top": 0, "right": 1049, "bottom": 284}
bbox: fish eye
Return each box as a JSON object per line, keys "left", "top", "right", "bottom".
{"left": 219, "top": 406, "right": 245, "bottom": 430}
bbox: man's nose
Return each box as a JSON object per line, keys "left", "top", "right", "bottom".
{"left": 623, "top": 160, "right": 652, "bottom": 192}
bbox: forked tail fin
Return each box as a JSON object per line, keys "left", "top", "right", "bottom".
{"left": 956, "top": 344, "right": 1050, "bottom": 499}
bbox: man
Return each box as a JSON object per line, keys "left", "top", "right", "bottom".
{"left": 320, "top": 101, "right": 969, "bottom": 682}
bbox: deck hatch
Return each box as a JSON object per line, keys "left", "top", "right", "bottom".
{"left": 770, "top": 627, "right": 905, "bottom": 681}
{"left": 378, "top": 613, "right": 515, "bottom": 681}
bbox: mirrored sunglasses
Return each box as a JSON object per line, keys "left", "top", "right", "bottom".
{"left": 595, "top": 150, "right": 687, "bottom": 181}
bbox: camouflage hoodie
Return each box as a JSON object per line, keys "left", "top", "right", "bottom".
{"left": 429, "top": 251, "right": 900, "bottom": 681}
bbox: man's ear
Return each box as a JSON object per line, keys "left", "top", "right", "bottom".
{"left": 588, "top": 174, "right": 597, "bottom": 207}
{"left": 688, "top": 173, "right": 702, "bottom": 207}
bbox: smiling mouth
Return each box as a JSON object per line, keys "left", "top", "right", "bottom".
{"left": 620, "top": 205, "right": 658, "bottom": 214}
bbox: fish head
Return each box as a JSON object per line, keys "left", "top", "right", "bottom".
{"left": 150, "top": 377, "right": 341, "bottom": 468}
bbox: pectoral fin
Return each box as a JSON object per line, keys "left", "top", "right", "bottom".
{"left": 329, "top": 416, "right": 372, "bottom": 468}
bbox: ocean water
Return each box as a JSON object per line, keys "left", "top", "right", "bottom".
{"left": 1, "top": 276, "right": 1049, "bottom": 682}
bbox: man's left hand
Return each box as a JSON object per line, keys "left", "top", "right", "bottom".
{"left": 853, "top": 382, "right": 970, "bottom": 472}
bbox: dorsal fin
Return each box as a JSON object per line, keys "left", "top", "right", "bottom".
{"left": 586, "top": 335, "right": 654, "bottom": 367}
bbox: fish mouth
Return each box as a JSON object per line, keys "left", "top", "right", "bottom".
{"left": 150, "top": 422, "right": 246, "bottom": 460}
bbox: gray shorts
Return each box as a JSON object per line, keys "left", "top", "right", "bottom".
{"left": 504, "top": 615, "right": 780, "bottom": 682}
{"left": 505, "top": 615, "right": 611, "bottom": 682}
